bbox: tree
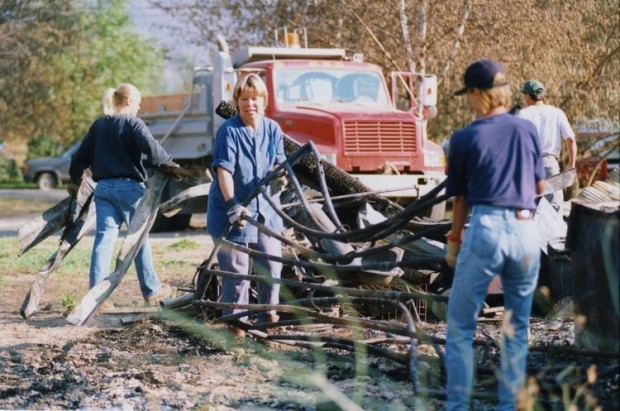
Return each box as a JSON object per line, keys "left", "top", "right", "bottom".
{"left": 0, "top": 0, "right": 81, "bottom": 151}
{"left": 150, "top": 0, "right": 619, "bottom": 141}
{"left": 0, "top": 0, "right": 165, "bottom": 155}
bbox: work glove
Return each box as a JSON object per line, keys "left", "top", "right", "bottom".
{"left": 269, "top": 170, "right": 288, "bottom": 195}
{"left": 67, "top": 182, "right": 79, "bottom": 198}
{"left": 227, "top": 203, "right": 250, "bottom": 229}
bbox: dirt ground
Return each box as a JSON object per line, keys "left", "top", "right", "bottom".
{"left": 1, "top": 206, "right": 618, "bottom": 410}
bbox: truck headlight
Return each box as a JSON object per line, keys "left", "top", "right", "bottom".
{"left": 424, "top": 151, "right": 444, "bottom": 167}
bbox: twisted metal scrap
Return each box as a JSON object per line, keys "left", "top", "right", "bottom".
{"left": 191, "top": 140, "right": 451, "bottom": 394}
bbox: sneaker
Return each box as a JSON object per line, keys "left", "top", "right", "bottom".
{"left": 265, "top": 314, "right": 280, "bottom": 335}
{"left": 227, "top": 325, "right": 246, "bottom": 340}
{"left": 144, "top": 282, "right": 173, "bottom": 306}
{"left": 266, "top": 314, "right": 280, "bottom": 324}
{"left": 98, "top": 300, "right": 115, "bottom": 313}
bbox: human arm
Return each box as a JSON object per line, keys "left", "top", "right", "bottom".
{"left": 446, "top": 195, "right": 469, "bottom": 267}
{"left": 564, "top": 136, "right": 577, "bottom": 169}
{"left": 217, "top": 167, "right": 249, "bottom": 228}
{"left": 68, "top": 132, "right": 94, "bottom": 187}
{"left": 559, "top": 110, "right": 576, "bottom": 169}
{"left": 536, "top": 180, "right": 545, "bottom": 195}
{"left": 217, "top": 167, "right": 236, "bottom": 203}
{"left": 132, "top": 118, "right": 175, "bottom": 167}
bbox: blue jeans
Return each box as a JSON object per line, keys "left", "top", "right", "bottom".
{"left": 91, "top": 179, "right": 161, "bottom": 299}
{"left": 445, "top": 205, "right": 540, "bottom": 411}
{"left": 217, "top": 231, "right": 282, "bottom": 322}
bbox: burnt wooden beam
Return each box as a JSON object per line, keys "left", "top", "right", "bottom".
{"left": 66, "top": 171, "right": 169, "bottom": 326}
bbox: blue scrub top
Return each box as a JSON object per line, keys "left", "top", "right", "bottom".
{"left": 207, "top": 115, "right": 287, "bottom": 242}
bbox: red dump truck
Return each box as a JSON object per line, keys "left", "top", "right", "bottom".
{"left": 140, "top": 29, "right": 446, "bottom": 230}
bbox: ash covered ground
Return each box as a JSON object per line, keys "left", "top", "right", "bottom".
{"left": 1, "top": 296, "right": 618, "bottom": 410}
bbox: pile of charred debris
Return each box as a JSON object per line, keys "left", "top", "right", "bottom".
{"left": 16, "top": 135, "right": 619, "bottom": 408}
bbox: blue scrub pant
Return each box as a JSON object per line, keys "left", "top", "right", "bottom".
{"left": 217, "top": 231, "right": 282, "bottom": 323}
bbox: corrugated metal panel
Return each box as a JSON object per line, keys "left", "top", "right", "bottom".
{"left": 343, "top": 121, "right": 416, "bottom": 153}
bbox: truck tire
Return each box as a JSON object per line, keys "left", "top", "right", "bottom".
{"left": 150, "top": 213, "right": 192, "bottom": 232}
{"left": 37, "top": 172, "right": 57, "bottom": 190}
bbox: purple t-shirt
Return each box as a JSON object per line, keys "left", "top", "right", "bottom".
{"left": 446, "top": 113, "right": 544, "bottom": 211}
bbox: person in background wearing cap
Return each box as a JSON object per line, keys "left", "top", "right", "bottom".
{"left": 517, "top": 80, "right": 577, "bottom": 212}
{"left": 444, "top": 59, "right": 545, "bottom": 410}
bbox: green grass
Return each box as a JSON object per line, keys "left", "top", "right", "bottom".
{"left": 60, "top": 290, "right": 78, "bottom": 311}
{"left": 167, "top": 238, "right": 201, "bottom": 250}
{"left": 0, "top": 182, "right": 38, "bottom": 189}
{"left": 0, "top": 237, "right": 93, "bottom": 279}
{"left": 0, "top": 235, "right": 203, "bottom": 280}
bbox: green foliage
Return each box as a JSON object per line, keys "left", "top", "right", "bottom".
{"left": 0, "top": 0, "right": 166, "bottom": 151}
{"left": 0, "top": 156, "right": 22, "bottom": 183}
{"left": 26, "top": 136, "right": 63, "bottom": 159}
{"left": 0, "top": 0, "right": 82, "bottom": 147}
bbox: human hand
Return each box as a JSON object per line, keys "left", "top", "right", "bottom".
{"left": 227, "top": 203, "right": 250, "bottom": 229}
{"left": 269, "top": 170, "right": 288, "bottom": 194}
{"left": 67, "top": 182, "right": 79, "bottom": 198}
{"left": 445, "top": 239, "right": 461, "bottom": 268}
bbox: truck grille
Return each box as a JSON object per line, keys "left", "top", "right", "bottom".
{"left": 343, "top": 120, "right": 417, "bottom": 153}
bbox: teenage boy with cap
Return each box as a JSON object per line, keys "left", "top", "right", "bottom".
{"left": 517, "top": 80, "right": 576, "bottom": 212}
{"left": 444, "top": 59, "right": 545, "bottom": 410}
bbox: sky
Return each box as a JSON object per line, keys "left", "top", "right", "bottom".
{"left": 127, "top": 0, "right": 206, "bottom": 93}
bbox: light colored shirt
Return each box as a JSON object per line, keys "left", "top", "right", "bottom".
{"left": 517, "top": 104, "right": 575, "bottom": 157}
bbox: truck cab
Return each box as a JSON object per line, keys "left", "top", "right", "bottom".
{"left": 139, "top": 29, "right": 447, "bottom": 230}
{"left": 239, "top": 56, "right": 445, "bottom": 200}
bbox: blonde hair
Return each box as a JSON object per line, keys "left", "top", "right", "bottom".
{"left": 102, "top": 83, "right": 142, "bottom": 116}
{"left": 469, "top": 73, "right": 512, "bottom": 116}
{"left": 102, "top": 88, "right": 116, "bottom": 115}
{"left": 233, "top": 74, "right": 268, "bottom": 111}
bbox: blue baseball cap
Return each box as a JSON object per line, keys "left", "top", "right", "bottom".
{"left": 454, "top": 59, "right": 508, "bottom": 96}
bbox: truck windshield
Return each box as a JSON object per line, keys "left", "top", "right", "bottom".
{"left": 274, "top": 68, "right": 390, "bottom": 108}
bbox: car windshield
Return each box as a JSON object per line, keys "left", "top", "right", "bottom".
{"left": 274, "top": 68, "right": 391, "bottom": 108}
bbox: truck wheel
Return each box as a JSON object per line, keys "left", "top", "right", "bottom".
{"left": 420, "top": 200, "right": 446, "bottom": 221}
{"left": 37, "top": 172, "right": 57, "bottom": 190}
